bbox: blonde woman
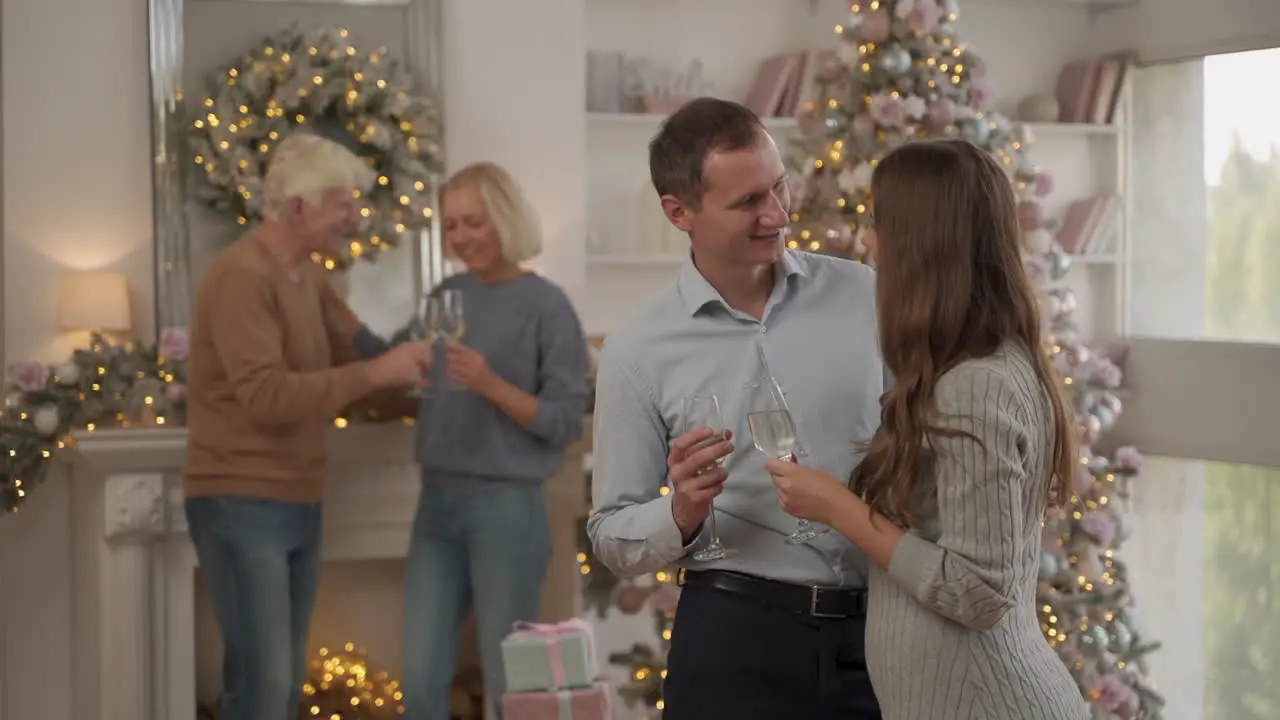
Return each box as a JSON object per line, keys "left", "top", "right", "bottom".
{"left": 355, "top": 162, "right": 590, "bottom": 719}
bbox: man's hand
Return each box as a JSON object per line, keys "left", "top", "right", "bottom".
{"left": 367, "top": 341, "right": 433, "bottom": 389}
{"left": 668, "top": 427, "right": 734, "bottom": 541}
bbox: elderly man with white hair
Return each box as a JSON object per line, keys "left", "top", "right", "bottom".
{"left": 183, "top": 132, "right": 434, "bottom": 720}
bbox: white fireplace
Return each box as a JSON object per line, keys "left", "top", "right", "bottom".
{"left": 0, "top": 424, "right": 586, "bottom": 720}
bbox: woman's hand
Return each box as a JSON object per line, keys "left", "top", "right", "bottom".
{"left": 763, "top": 458, "right": 852, "bottom": 526}
{"left": 444, "top": 339, "right": 497, "bottom": 393}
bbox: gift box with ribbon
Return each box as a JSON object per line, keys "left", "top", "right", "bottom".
{"left": 500, "top": 618, "right": 598, "bottom": 693}
{"left": 500, "top": 678, "right": 612, "bottom": 720}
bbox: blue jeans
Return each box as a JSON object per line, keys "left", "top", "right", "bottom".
{"left": 402, "top": 483, "right": 551, "bottom": 720}
{"left": 185, "top": 496, "right": 323, "bottom": 720}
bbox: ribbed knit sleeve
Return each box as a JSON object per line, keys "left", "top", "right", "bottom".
{"left": 886, "top": 364, "right": 1026, "bottom": 631}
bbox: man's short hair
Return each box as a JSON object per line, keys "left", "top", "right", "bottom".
{"left": 648, "top": 97, "right": 767, "bottom": 208}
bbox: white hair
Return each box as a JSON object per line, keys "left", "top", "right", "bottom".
{"left": 262, "top": 132, "right": 376, "bottom": 221}
{"left": 442, "top": 162, "right": 543, "bottom": 264}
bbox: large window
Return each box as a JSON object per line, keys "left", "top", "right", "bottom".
{"left": 1128, "top": 49, "right": 1280, "bottom": 344}
{"left": 1121, "top": 47, "right": 1280, "bottom": 720}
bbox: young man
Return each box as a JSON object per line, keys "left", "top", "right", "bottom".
{"left": 587, "top": 98, "right": 888, "bottom": 719}
{"left": 183, "top": 133, "right": 433, "bottom": 720}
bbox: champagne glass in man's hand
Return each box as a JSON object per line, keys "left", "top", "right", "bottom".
{"left": 670, "top": 394, "right": 734, "bottom": 561}
{"left": 405, "top": 292, "right": 437, "bottom": 398}
{"left": 367, "top": 342, "right": 434, "bottom": 390}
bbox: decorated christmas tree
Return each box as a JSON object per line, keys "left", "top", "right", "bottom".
{"left": 787, "top": 1, "right": 1165, "bottom": 717}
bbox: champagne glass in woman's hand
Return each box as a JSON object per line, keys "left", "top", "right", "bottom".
{"left": 433, "top": 289, "right": 466, "bottom": 390}
{"left": 743, "top": 377, "right": 828, "bottom": 544}
{"left": 405, "top": 292, "right": 437, "bottom": 398}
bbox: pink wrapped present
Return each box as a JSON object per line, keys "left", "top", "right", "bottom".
{"left": 500, "top": 618, "right": 599, "bottom": 692}
{"left": 500, "top": 679, "right": 612, "bottom": 720}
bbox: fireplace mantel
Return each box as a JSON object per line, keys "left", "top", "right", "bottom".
{"left": 0, "top": 422, "right": 587, "bottom": 720}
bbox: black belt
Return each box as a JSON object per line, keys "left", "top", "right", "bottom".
{"left": 679, "top": 569, "right": 867, "bottom": 618}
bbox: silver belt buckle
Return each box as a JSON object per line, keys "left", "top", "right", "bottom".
{"left": 809, "top": 586, "right": 844, "bottom": 618}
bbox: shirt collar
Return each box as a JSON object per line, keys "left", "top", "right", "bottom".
{"left": 676, "top": 248, "right": 809, "bottom": 317}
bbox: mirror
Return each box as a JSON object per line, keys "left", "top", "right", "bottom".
{"left": 147, "top": 0, "right": 445, "bottom": 337}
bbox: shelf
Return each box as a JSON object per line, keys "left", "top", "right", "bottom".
{"left": 1019, "top": 121, "right": 1121, "bottom": 138}
{"left": 587, "top": 112, "right": 799, "bottom": 132}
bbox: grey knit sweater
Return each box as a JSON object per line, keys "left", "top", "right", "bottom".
{"left": 865, "top": 343, "right": 1089, "bottom": 719}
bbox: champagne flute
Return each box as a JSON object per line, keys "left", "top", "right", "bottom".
{"left": 433, "top": 289, "right": 465, "bottom": 390}
{"left": 405, "top": 293, "right": 436, "bottom": 398}
{"left": 681, "top": 394, "right": 729, "bottom": 562}
{"left": 743, "top": 377, "right": 828, "bottom": 544}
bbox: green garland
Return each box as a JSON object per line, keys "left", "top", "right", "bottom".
{"left": 1, "top": 331, "right": 189, "bottom": 514}
{"left": 189, "top": 24, "right": 444, "bottom": 270}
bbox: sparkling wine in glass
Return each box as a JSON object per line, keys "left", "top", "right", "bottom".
{"left": 405, "top": 293, "right": 436, "bottom": 398}
{"left": 681, "top": 394, "right": 729, "bottom": 562}
{"left": 432, "top": 289, "right": 465, "bottom": 390}
{"left": 743, "top": 377, "right": 828, "bottom": 544}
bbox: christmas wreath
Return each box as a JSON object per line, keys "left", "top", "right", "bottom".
{"left": 188, "top": 24, "right": 444, "bottom": 269}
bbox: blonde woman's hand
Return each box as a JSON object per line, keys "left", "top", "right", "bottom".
{"left": 763, "top": 458, "right": 848, "bottom": 526}
{"left": 443, "top": 339, "right": 496, "bottom": 392}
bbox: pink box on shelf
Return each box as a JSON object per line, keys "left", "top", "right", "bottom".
{"left": 500, "top": 678, "right": 612, "bottom": 720}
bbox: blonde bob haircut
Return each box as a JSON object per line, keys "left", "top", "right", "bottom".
{"left": 442, "top": 162, "right": 543, "bottom": 264}
{"left": 263, "top": 132, "right": 376, "bottom": 221}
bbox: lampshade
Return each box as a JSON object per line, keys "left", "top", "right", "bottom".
{"left": 57, "top": 271, "right": 132, "bottom": 333}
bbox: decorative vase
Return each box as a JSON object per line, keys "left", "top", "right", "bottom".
{"left": 1017, "top": 93, "right": 1060, "bottom": 123}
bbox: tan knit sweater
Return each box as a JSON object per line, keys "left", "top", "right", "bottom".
{"left": 183, "top": 236, "right": 376, "bottom": 503}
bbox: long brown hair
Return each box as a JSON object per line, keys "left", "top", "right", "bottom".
{"left": 851, "top": 139, "right": 1073, "bottom": 525}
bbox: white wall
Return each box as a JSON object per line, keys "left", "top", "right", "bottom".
{"left": 1, "top": 0, "right": 154, "bottom": 369}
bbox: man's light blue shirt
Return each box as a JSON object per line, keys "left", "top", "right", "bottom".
{"left": 586, "top": 249, "right": 889, "bottom": 588}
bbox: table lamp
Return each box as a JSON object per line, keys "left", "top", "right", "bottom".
{"left": 57, "top": 271, "right": 132, "bottom": 340}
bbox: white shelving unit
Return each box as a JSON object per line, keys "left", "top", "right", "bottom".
{"left": 582, "top": 0, "right": 1117, "bottom": 338}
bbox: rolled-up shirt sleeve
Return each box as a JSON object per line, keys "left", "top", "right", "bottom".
{"left": 586, "top": 347, "right": 698, "bottom": 578}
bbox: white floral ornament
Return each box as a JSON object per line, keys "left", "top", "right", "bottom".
{"left": 189, "top": 24, "right": 445, "bottom": 270}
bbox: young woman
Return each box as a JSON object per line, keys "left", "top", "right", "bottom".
{"left": 764, "top": 139, "right": 1089, "bottom": 719}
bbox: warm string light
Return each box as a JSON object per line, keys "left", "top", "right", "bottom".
{"left": 1, "top": 333, "right": 187, "bottom": 513}
{"left": 302, "top": 642, "right": 404, "bottom": 718}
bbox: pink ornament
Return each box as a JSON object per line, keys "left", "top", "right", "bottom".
{"left": 6, "top": 361, "right": 50, "bottom": 393}
{"left": 1016, "top": 200, "right": 1045, "bottom": 231}
{"left": 869, "top": 94, "right": 907, "bottom": 128}
{"left": 906, "top": 1, "right": 941, "bottom": 36}
{"left": 798, "top": 109, "right": 827, "bottom": 135}
{"left": 925, "top": 97, "right": 957, "bottom": 129}
{"left": 859, "top": 11, "right": 892, "bottom": 43}
{"left": 852, "top": 113, "right": 876, "bottom": 137}
{"left": 1094, "top": 675, "right": 1140, "bottom": 715}
{"left": 1034, "top": 170, "right": 1054, "bottom": 197}
{"left": 1077, "top": 413, "right": 1102, "bottom": 447}
{"left": 165, "top": 381, "right": 188, "bottom": 405}
{"left": 968, "top": 76, "right": 998, "bottom": 111}
{"left": 1080, "top": 510, "right": 1117, "bottom": 546}
{"left": 613, "top": 584, "right": 651, "bottom": 615}
{"left": 159, "top": 326, "right": 190, "bottom": 362}
{"left": 1114, "top": 446, "right": 1143, "bottom": 472}
{"left": 1095, "top": 392, "right": 1123, "bottom": 418}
